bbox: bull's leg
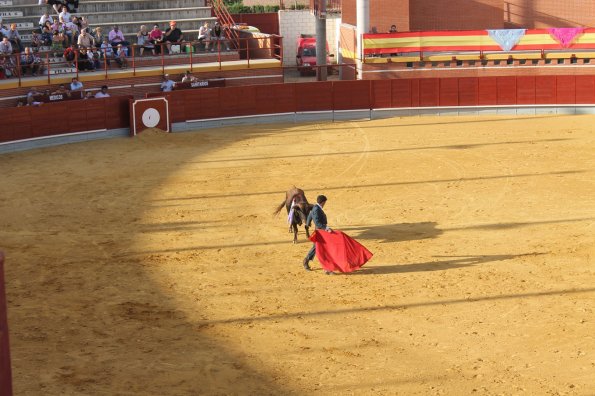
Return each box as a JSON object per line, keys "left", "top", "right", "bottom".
{"left": 292, "top": 223, "right": 298, "bottom": 244}
{"left": 305, "top": 225, "right": 310, "bottom": 238}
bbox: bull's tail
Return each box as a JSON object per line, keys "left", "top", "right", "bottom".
{"left": 273, "top": 200, "right": 286, "bottom": 216}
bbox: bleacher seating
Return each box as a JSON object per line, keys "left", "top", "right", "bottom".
{"left": 1, "top": 0, "right": 215, "bottom": 45}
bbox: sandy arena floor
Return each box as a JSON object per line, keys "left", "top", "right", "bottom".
{"left": 1, "top": 115, "right": 594, "bottom": 395}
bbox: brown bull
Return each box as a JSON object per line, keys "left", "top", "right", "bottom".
{"left": 273, "top": 186, "right": 313, "bottom": 244}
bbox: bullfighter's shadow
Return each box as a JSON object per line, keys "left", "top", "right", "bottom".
{"left": 341, "top": 222, "right": 443, "bottom": 243}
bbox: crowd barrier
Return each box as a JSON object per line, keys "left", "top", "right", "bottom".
{"left": 3, "top": 75, "right": 595, "bottom": 146}
{"left": 0, "top": 252, "right": 12, "bottom": 396}
{"left": 0, "top": 96, "right": 131, "bottom": 143}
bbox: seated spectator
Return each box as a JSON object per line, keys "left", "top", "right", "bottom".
{"left": 0, "top": 18, "right": 8, "bottom": 38}
{"left": 77, "top": 47, "right": 94, "bottom": 71}
{"left": 80, "top": 16, "right": 90, "bottom": 32}
{"left": 70, "top": 77, "right": 83, "bottom": 91}
{"left": 65, "top": 0, "right": 78, "bottom": 13}
{"left": 44, "top": 0, "right": 65, "bottom": 14}
{"left": 389, "top": 24, "right": 397, "bottom": 33}
{"left": 149, "top": 24, "right": 163, "bottom": 54}
{"left": 163, "top": 20, "right": 183, "bottom": 54}
{"left": 26, "top": 94, "right": 43, "bottom": 106}
{"left": 63, "top": 44, "right": 76, "bottom": 67}
{"left": 0, "top": 37, "right": 13, "bottom": 55}
{"left": 94, "top": 85, "right": 110, "bottom": 98}
{"left": 83, "top": 90, "right": 94, "bottom": 99}
{"left": 7, "top": 24, "right": 23, "bottom": 53}
{"left": 115, "top": 43, "right": 128, "bottom": 68}
{"left": 50, "top": 19, "right": 62, "bottom": 34}
{"left": 27, "top": 86, "right": 42, "bottom": 101}
{"left": 91, "top": 27, "right": 105, "bottom": 48}
{"left": 52, "top": 83, "right": 71, "bottom": 96}
{"left": 210, "top": 21, "right": 229, "bottom": 52}
{"left": 77, "top": 28, "right": 94, "bottom": 48}
{"left": 21, "top": 47, "right": 43, "bottom": 76}
{"left": 160, "top": 74, "right": 175, "bottom": 91}
{"left": 59, "top": 6, "right": 71, "bottom": 24}
{"left": 39, "top": 11, "right": 54, "bottom": 28}
{"left": 0, "top": 54, "right": 15, "bottom": 78}
{"left": 100, "top": 38, "right": 115, "bottom": 66}
{"left": 63, "top": 19, "right": 78, "bottom": 46}
{"left": 30, "top": 31, "right": 43, "bottom": 50}
{"left": 181, "top": 70, "right": 197, "bottom": 83}
{"left": 109, "top": 25, "right": 129, "bottom": 56}
{"left": 88, "top": 47, "right": 101, "bottom": 69}
{"left": 41, "top": 22, "right": 53, "bottom": 46}
{"left": 136, "top": 25, "right": 154, "bottom": 56}
{"left": 197, "top": 21, "right": 210, "bottom": 51}
{"left": 51, "top": 32, "right": 67, "bottom": 53}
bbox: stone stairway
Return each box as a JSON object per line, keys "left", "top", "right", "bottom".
{"left": 0, "top": 0, "right": 215, "bottom": 44}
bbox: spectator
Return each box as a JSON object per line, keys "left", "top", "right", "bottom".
{"left": 77, "top": 47, "right": 94, "bottom": 71}
{"left": 181, "top": 70, "right": 197, "bottom": 83}
{"left": 59, "top": 6, "right": 71, "bottom": 23}
{"left": 164, "top": 20, "right": 183, "bottom": 54}
{"left": 65, "top": 0, "right": 78, "bottom": 13}
{"left": 88, "top": 47, "right": 101, "bottom": 69}
{"left": 210, "top": 21, "right": 229, "bottom": 52}
{"left": 77, "top": 28, "right": 94, "bottom": 48}
{"left": 52, "top": 32, "right": 67, "bottom": 53}
{"left": 389, "top": 24, "right": 397, "bottom": 33}
{"left": 83, "top": 90, "right": 94, "bottom": 99}
{"left": 116, "top": 43, "right": 128, "bottom": 68}
{"left": 39, "top": 11, "right": 54, "bottom": 28}
{"left": 0, "top": 37, "right": 12, "bottom": 55}
{"left": 136, "top": 25, "right": 154, "bottom": 56}
{"left": 30, "top": 31, "right": 42, "bottom": 50}
{"left": 70, "top": 77, "right": 83, "bottom": 91}
{"left": 80, "top": 16, "right": 90, "bottom": 32}
{"left": 0, "top": 18, "right": 8, "bottom": 38}
{"left": 45, "top": 0, "right": 65, "bottom": 14}
{"left": 0, "top": 54, "right": 15, "bottom": 78}
{"left": 27, "top": 86, "right": 42, "bottom": 100}
{"left": 160, "top": 74, "right": 175, "bottom": 91}
{"left": 149, "top": 24, "right": 163, "bottom": 54}
{"left": 197, "top": 21, "right": 210, "bottom": 51}
{"left": 7, "top": 24, "right": 23, "bottom": 52}
{"left": 63, "top": 44, "right": 76, "bottom": 67}
{"left": 21, "top": 47, "right": 43, "bottom": 76}
{"left": 94, "top": 85, "right": 110, "bottom": 98}
{"left": 100, "top": 38, "right": 115, "bottom": 66}
{"left": 52, "top": 83, "right": 70, "bottom": 96}
{"left": 50, "top": 18, "right": 62, "bottom": 34}
{"left": 91, "top": 27, "right": 105, "bottom": 48}
{"left": 41, "top": 22, "right": 53, "bottom": 46}
{"left": 62, "top": 19, "right": 78, "bottom": 46}
{"left": 108, "top": 25, "right": 129, "bottom": 55}
{"left": 72, "top": 16, "right": 83, "bottom": 34}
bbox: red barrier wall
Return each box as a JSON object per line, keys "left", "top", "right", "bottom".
{"left": 3, "top": 76, "right": 595, "bottom": 144}
{"left": 0, "top": 96, "right": 132, "bottom": 143}
{"left": 0, "top": 252, "right": 12, "bottom": 396}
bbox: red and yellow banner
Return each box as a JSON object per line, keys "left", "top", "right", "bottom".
{"left": 363, "top": 28, "right": 595, "bottom": 55}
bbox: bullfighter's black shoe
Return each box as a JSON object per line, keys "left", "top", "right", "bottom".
{"left": 303, "top": 258, "right": 312, "bottom": 271}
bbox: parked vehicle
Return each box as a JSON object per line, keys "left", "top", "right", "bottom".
{"left": 296, "top": 34, "right": 334, "bottom": 76}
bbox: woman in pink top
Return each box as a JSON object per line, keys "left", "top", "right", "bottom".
{"left": 149, "top": 24, "right": 163, "bottom": 55}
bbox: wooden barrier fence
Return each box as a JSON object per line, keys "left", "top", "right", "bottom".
{"left": 0, "top": 252, "right": 12, "bottom": 396}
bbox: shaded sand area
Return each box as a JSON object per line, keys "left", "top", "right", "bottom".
{"left": 1, "top": 115, "right": 594, "bottom": 395}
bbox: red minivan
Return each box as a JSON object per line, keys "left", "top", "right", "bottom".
{"left": 296, "top": 34, "right": 334, "bottom": 76}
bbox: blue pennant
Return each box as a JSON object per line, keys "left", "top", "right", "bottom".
{"left": 487, "top": 29, "right": 526, "bottom": 51}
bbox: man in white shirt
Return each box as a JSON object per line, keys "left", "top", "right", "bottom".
{"left": 70, "top": 77, "right": 83, "bottom": 91}
{"left": 160, "top": 74, "right": 175, "bottom": 92}
{"left": 59, "top": 6, "right": 71, "bottom": 23}
{"left": 39, "top": 12, "right": 54, "bottom": 28}
{"left": 94, "top": 85, "right": 110, "bottom": 98}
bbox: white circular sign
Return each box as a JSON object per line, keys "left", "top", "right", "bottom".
{"left": 142, "top": 108, "right": 161, "bottom": 128}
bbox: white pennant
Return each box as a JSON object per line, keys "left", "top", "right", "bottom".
{"left": 487, "top": 29, "right": 526, "bottom": 51}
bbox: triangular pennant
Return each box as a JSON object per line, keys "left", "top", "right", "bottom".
{"left": 487, "top": 29, "right": 526, "bottom": 51}
{"left": 548, "top": 28, "right": 584, "bottom": 48}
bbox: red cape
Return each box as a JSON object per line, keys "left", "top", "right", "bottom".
{"left": 309, "top": 230, "right": 373, "bottom": 273}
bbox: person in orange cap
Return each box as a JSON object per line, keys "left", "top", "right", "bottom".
{"left": 164, "top": 20, "right": 183, "bottom": 54}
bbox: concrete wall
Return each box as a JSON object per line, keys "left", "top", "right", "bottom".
{"left": 410, "top": 0, "right": 503, "bottom": 30}
{"left": 279, "top": 10, "right": 339, "bottom": 65}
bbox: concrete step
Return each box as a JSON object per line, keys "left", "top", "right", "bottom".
{"left": 7, "top": 6, "right": 211, "bottom": 19}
